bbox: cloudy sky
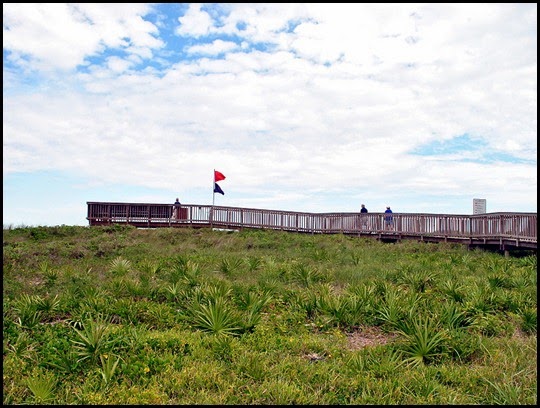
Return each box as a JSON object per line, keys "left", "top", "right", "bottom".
{"left": 3, "top": 3, "right": 537, "bottom": 227}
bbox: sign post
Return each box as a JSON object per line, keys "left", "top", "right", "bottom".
{"left": 473, "top": 198, "right": 486, "bottom": 214}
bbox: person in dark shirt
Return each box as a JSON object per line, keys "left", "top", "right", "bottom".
{"left": 384, "top": 206, "right": 393, "bottom": 230}
{"left": 173, "top": 198, "right": 181, "bottom": 219}
{"left": 360, "top": 204, "right": 368, "bottom": 229}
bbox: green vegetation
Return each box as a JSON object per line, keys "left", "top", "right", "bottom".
{"left": 3, "top": 224, "right": 537, "bottom": 404}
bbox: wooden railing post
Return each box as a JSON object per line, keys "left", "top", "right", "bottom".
{"left": 85, "top": 202, "right": 536, "bottom": 249}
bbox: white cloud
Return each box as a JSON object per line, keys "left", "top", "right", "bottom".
{"left": 187, "top": 39, "right": 239, "bottom": 56}
{"left": 176, "top": 3, "right": 214, "bottom": 37}
{"left": 2, "top": 3, "right": 537, "bottom": 226}
{"left": 3, "top": 3, "right": 161, "bottom": 71}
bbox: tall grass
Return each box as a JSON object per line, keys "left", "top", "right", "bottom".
{"left": 2, "top": 225, "right": 536, "bottom": 404}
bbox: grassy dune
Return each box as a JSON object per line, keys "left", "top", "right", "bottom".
{"left": 3, "top": 224, "right": 537, "bottom": 404}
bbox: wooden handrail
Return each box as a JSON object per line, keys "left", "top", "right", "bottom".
{"left": 86, "top": 202, "right": 537, "bottom": 250}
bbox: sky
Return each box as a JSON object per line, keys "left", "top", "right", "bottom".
{"left": 3, "top": 3, "right": 537, "bottom": 227}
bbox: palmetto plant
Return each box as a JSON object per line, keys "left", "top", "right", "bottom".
{"left": 202, "top": 282, "right": 233, "bottom": 302}
{"left": 190, "top": 297, "right": 242, "bottom": 337}
{"left": 396, "top": 262, "right": 435, "bottom": 290}
{"left": 439, "top": 301, "right": 468, "bottom": 330}
{"left": 47, "top": 348, "right": 80, "bottom": 374}
{"left": 6, "top": 332, "right": 36, "bottom": 360}
{"left": 403, "top": 270, "right": 437, "bottom": 293}
{"left": 137, "top": 270, "right": 152, "bottom": 288}
{"left": 504, "top": 291, "right": 536, "bottom": 314}
{"left": 210, "top": 334, "right": 234, "bottom": 362}
{"left": 464, "top": 283, "right": 498, "bottom": 316}
{"left": 347, "top": 282, "right": 377, "bottom": 301}
{"left": 39, "top": 261, "right": 58, "bottom": 284}
{"left": 511, "top": 270, "right": 535, "bottom": 290}
{"left": 289, "top": 290, "right": 319, "bottom": 320}
{"left": 311, "top": 248, "right": 329, "bottom": 261}
{"left": 164, "top": 281, "right": 183, "bottom": 302}
{"left": 168, "top": 256, "right": 188, "bottom": 283}
{"left": 291, "top": 263, "right": 323, "bottom": 287}
{"left": 236, "top": 289, "right": 272, "bottom": 312}
{"left": 468, "top": 313, "right": 507, "bottom": 336}
{"left": 183, "top": 260, "right": 202, "bottom": 286}
{"left": 13, "top": 294, "right": 44, "bottom": 329}
{"left": 81, "top": 289, "right": 111, "bottom": 315}
{"left": 236, "top": 290, "right": 273, "bottom": 332}
{"left": 186, "top": 285, "right": 207, "bottom": 305}
{"left": 375, "top": 287, "right": 406, "bottom": 330}
{"left": 518, "top": 307, "right": 537, "bottom": 334}
{"left": 109, "top": 256, "right": 132, "bottom": 276}
{"left": 71, "top": 316, "right": 115, "bottom": 364}
{"left": 262, "top": 255, "right": 278, "bottom": 271}
{"left": 26, "top": 374, "right": 56, "bottom": 404}
{"left": 245, "top": 256, "right": 263, "bottom": 272}
{"left": 35, "top": 294, "right": 61, "bottom": 317}
{"left": 398, "top": 315, "right": 447, "bottom": 367}
{"left": 439, "top": 279, "right": 465, "bottom": 303}
{"left": 13, "top": 294, "right": 39, "bottom": 315}
{"left": 484, "top": 257, "right": 513, "bottom": 276}
{"left": 318, "top": 292, "right": 352, "bottom": 328}
{"left": 110, "top": 277, "right": 128, "bottom": 298}
{"left": 518, "top": 254, "right": 537, "bottom": 269}
{"left": 137, "top": 259, "right": 162, "bottom": 277}
{"left": 488, "top": 274, "right": 513, "bottom": 289}
{"left": 169, "top": 259, "right": 201, "bottom": 287}
{"left": 219, "top": 257, "right": 244, "bottom": 276}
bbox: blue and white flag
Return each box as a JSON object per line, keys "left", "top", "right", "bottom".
{"left": 214, "top": 183, "right": 224, "bottom": 195}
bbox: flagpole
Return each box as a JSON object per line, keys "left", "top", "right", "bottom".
{"left": 212, "top": 169, "right": 216, "bottom": 207}
{"left": 211, "top": 169, "right": 215, "bottom": 227}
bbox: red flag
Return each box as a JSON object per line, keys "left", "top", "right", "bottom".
{"left": 214, "top": 170, "right": 226, "bottom": 182}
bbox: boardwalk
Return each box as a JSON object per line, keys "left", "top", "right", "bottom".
{"left": 87, "top": 202, "right": 537, "bottom": 253}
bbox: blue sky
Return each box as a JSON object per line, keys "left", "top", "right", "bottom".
{"left": 3, "top": 3, "right": 537, "bottom": 227}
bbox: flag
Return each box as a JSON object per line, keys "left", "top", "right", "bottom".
{"left": 214, "top": 170, "right": 226, "bottom": 182}
{"left": 214, "top": 183, "right": 224, "bottom": 195}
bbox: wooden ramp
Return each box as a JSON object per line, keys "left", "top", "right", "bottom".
{"left": 87, "top": 202, "right": 537, "bottom": 253}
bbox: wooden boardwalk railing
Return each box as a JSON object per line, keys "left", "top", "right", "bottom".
{"left": 87, "top": 202, "right": 537, "bottom": 251}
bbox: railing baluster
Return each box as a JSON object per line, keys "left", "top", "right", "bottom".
{"left": 86, "top": 202, "right": 536, "bottom": 250}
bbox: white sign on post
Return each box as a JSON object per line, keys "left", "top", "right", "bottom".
{"left": 473, "top": 198, "right": 486, "bottom": 214}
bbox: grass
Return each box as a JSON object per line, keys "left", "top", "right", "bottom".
{"left": 2, "top": 224, "right": 537, "bottom": 404}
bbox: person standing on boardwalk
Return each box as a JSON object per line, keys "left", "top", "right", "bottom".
{"left": 360, "top": 204, "right": 368, "bottom": 229}
{"left": 384, "top": 206, "right": 393, "bottom": 230}
{"left": 172, "top": 198, "right": 181, "bottom": 219}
